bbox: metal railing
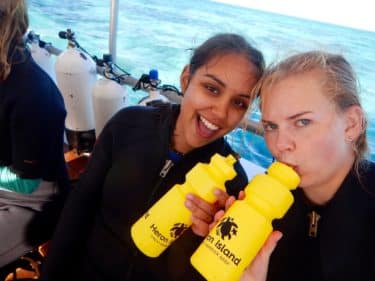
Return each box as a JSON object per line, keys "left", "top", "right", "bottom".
{"left": 26, "top": 27, "right": 263, "bottom": 137}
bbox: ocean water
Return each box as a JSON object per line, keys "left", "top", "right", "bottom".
{"left": 28, "top": 0, "right": 375, "bottom": 167}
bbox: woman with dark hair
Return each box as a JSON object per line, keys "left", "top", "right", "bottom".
{"left": 41, "top": 33, "right": 265, "bottom": 281}
{"left": 0, "top": 0, "right": 68, "bottom": 267}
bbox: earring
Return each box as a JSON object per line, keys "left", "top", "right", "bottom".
{"left": 345, "top": 135, "right": 354, "bottom": 143}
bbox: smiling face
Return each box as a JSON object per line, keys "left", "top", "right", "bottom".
{"left": 173, "top": 53, "right": 257, "bottom": 153}
{"left": 261, "top": 70, "right": 357, "bottom": 204}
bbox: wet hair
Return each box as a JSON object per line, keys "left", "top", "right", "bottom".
{"left": 188, "top": 33, "right": 265, "bottom": 83}
{"left": 254, "top": 50, "right": 368, "bottom": 175}
{"left": 0, "top": 0, "right": 29, "bottom": 81}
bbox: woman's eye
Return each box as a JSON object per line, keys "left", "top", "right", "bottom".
{"left": 263, "top": 123, "right": 277, "bottom": 131}
{"left": 233, "top": 99, "right": 248, "bottom": 109}
{"left": 205, "top": 84, "right": 219, "bottom": 95}
{"left": 296, "top": 119, "right": 310, "bottom": 127}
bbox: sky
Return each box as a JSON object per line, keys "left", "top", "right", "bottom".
{"left": 213, "top": 0, "right": 375, "bottom": 32}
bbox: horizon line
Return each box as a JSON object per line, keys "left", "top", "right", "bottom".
{"left": 212, "top": 0, "right": 375, "bottom": 33}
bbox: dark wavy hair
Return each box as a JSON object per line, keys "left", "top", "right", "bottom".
{"left": 189, "top": 33, "right": 265, "bottom": 83}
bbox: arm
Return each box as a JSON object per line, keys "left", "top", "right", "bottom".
{"left": 239, "top": 231, "right": 282, "bottom": 281}
{"left": 40, "top": 123, "right": 114, "bottom": 280}
{"left": 8, "top": 77, "right": 66, "bottom": 181}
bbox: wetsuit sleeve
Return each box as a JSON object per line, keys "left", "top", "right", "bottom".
{"left": 40, "top": 122, "right": 114, "bottom": 280}
{"left": 9, "top": 79, "right": 66, "bottom": 181}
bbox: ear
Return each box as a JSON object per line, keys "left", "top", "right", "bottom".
{"left": 344, "top": 105, "right": 364, "bottom": 140}
{"left": 180, "top": 65, "right": 190, "bottom": 93}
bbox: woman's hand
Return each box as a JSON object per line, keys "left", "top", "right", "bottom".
{"left": 211, "top": 190, "right": 282, "bottom": 281}
{"left": 209, "top": 191, "right": 243, "bottom": 230}
{"left": 184, "top": 188, "right": 229, "bottom": 237}
{"left": 239, "top": 231, "right": 282, "bottom": 281}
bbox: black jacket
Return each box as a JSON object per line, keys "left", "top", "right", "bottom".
{"left": 41, "top": 104, "right": 248, "bottom": 281}
{"left": 268, "top": 161, "right": 375, "bottom": 281}
{"left": 0, "top": 46, "right": 69, "bottom": 244}
{"left": 0, "top": 46, "right": 67, "bottom": 185}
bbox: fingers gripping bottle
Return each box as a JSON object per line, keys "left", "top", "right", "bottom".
{"left": 131, "top": 153, "right": 237, "bottom": 258}
{"left": 191, "top": 161, "right": 300, "bottom": 281}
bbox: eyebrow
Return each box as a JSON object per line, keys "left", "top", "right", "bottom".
{"left": 262, "top": 111, "right": 312, "bottom": 123}
{"left": 287, "top": 111, "right": 312, "bottom": 120}
{"left": 205, "top": 74, "right": 225, "bottom": 87}
{"left": 204, "top": 74, "right": 251, "bottom": 99}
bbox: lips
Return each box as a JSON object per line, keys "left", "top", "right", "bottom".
{"left": 197, "top": 115, "right": 220, "bottom": 138}
{"left": 280, "top": 161, "right": 298, "bottom": 172}
{"left": 289, "top": 164, "right": 300, "bottom": 175}
{"left": 200, "top": 116, "right": 219, "bottom": 130}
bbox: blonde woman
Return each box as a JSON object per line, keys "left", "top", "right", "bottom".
{"left": 0, "top": 0, "right": 68, "bottom": 267}
{"left": 240, "top": 51, "right": 375, "bottom": 281}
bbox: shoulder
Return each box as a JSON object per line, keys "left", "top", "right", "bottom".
{"left": 99, "top": 103, "right": 177, "bottom": 143}
{"left": 361, "top": 160, "right": 375, "bottom": 173}
{"left": 8, "top": 48, "right": 62, "bottom": 100}
{"left": 11, "top": 48, "right": 49, "bottom": 82}
{"left": 358, "top": 160, "right": 375, "bottom": 193}
{"left": 108, "top": 103, "right": 177, "bottom": 128}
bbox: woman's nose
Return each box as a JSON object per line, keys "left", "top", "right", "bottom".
{"left": 211, "top": 98, "right": 229, "bottom": 120}
{"left": 275, "top": 130, "right": 295, "bottom": 152}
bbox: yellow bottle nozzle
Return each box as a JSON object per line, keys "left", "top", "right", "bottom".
{"left": 225, "top": 154, "right": 237, "bottom": 165}
{"left": 209, "top": 154, "right": 237, "bottom": 182}
{"left": 267, "top": 162, "right": 300, "bottom": 190}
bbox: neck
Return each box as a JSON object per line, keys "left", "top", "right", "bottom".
{"left": 171, "top": 115, "right": 192, "bottom": 155}
{"left": 170, "top": 137, "right": 190, "bottom": 155}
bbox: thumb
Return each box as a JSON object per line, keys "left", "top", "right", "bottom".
{"left": 262, "top": 230, "right": 282, "bottom": 255}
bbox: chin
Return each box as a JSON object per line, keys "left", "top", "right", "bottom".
{"left": 299, "top": 179, "right": 312, "bottom": 190}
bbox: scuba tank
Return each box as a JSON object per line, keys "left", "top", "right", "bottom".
{"left": 92, "top": 69, "right": 127, "bottom": 137}
{"left": 138, "top": 69, "right": 169, "bottom": 106}
{"left": 26, "top": 31, "right": 57, "bottom": 83}
{"left": 30, "top": 41, "right": 57, "bottom": 83}
{"left": 55, "top": 30, "right": 97, "bottom": 153}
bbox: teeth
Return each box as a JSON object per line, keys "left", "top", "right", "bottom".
{"left": 200, "top": 116, "right": 219, "bottom": 131}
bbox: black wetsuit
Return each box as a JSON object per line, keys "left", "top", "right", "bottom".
{"left": 0, "top": 45, "right": 68, "bottom": 266}
{"left": 41, "top": 104, "right": 248, "bottom": 281}
{"left": 268, "top": 161, "right": 375, "bottom": 281}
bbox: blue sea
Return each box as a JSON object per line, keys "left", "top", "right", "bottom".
{"left": 28, "top": 0, "right": 375, "bottom": 167}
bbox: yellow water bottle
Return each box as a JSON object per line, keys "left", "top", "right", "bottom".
{"left": 190, "top": 161, "right": 300, "bottom": 281}
{"left": 131, "top": 153, "right": 238, "bottom": 258}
